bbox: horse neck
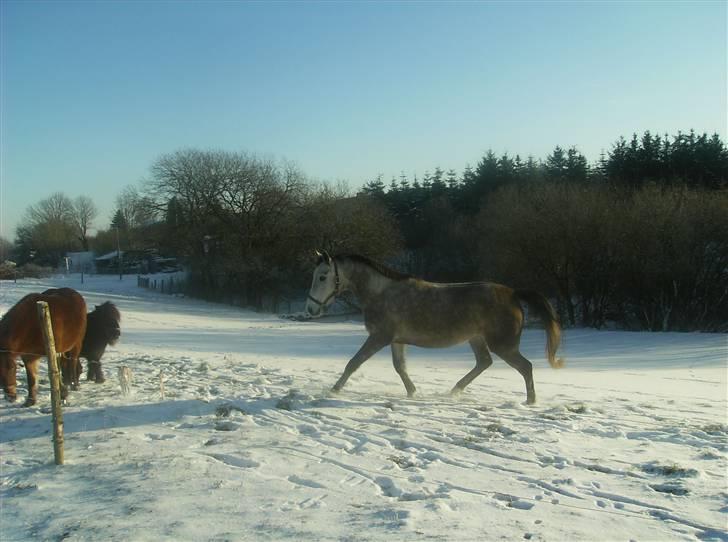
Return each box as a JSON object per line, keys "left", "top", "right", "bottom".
{"left": 339, "top": 259, "right": 392, "bottom": 306}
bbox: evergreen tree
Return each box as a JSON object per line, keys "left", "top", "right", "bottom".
{"left": 361, "top": 175, "right": 386, "bottom": 197}
{"left": 446, "top": 169, "right": 459, "bottom": 190}
{"left": 389, "top": 177, "right": 399, "bottom": 193}
{"left": 430, "top": 167, "right": 446, "bottom": 196}
{"left": 523, "top": 156, "right": 542, "bottom": 182}
{"left": 545, "top": 146, "right": 568, "bottom": 181}
{"left": 591, "top": 151, "right": 609, "bottom": 183}
{"left": 498, "top": 153, "right": 516, "bottom": 185}
{"left": 513, "top": 155, "right": 524, "bottom": 181}
{"left": 111, "top": 209, "right": 129, "bottom": 230}
{"left": 399, "top": 171, "right": 410, "bottom": 191}
{"left": 462, "top": 165, "right": 476, "bottom": 187}
{"left": 421, "top": 171, "right": 433, "bottom": 192}
{"left": 565, "top": 147, "right": 589, "bottom": 183}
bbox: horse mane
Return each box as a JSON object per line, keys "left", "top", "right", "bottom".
{"left": 336, "top": 254, "right": 413, "bottom": 281}
{"left": 91, "top": 301, "right": 121, "bottom": 323}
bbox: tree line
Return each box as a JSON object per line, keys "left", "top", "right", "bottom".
{"left": 2, "top": 130, "right": 726, "bottom": 330}
{"left": 357, "top": 130, "right": 728, "bottom": 331}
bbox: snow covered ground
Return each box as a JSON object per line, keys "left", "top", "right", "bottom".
{"left": 0, "top": 274, "right": 726, "bottom": 541}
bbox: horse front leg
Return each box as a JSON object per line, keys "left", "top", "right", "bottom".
{"left": 88, "top": 360, "right": 105, "bottom": 384}
{"left": 391, "top": 343, "right": 416, "bottom": 397}
{"left": 332, "top": 334, "right": 390, "bottom": 393}
{"left": 0, "top": 354, "right": 18, "bottom": 402}
{"left": 22, "top": 356, "right": 40, "bottom": 407}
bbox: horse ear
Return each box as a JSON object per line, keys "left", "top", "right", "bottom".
{"left": 314, "top": 250, "right": 324, "bottom": 264}
{"left": 322, "top": 250, "right": 332, "bottom": 264}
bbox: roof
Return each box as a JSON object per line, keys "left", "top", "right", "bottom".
{"left": 95, "top": 251, "right": 124, "bottom": 261}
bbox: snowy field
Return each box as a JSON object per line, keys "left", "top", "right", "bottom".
{"left": 0, "top": 274, "right": 726, "bottom": 541}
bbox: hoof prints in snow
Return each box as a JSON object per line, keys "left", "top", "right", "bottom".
{"left": 0, "top": 277, "right": 726, "bottom": 541}
{"left": 203, "top": 453, "right": 260, "bottom": 469}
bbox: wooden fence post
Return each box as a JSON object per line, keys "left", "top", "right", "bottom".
{"left": 36, "top": 301, "right": 64, "bottom": 465}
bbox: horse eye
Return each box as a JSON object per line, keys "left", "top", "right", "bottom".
{"left": 319, "top": 276, "right": 327, "bottom": 282}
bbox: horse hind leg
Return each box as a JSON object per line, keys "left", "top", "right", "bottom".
{"left": 493, "top": 347, "right": 536, "bottom": 405}
{"left": 451, "top": 336, "right": 493, "bottom": 394}
{"left": 391, "top": 343, "right": 416, "bottom": 397}
{"left": 67, "top": 344, "right": 84, "bottom": 391}
{"left": 58, "top": 356, "right": 72, "bottom": 398}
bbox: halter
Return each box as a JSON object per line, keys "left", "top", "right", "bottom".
{"left": 307, "top": 258, "right": 341, "bottom": 307}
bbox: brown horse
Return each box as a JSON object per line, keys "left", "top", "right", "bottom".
{"left": 0, "top": 288, "right": 87, "bottom": 406}
{"left": 305, "top": 253, "right": 564, "bottom": 404}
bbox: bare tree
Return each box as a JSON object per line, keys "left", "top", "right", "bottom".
{"left": 115, "top": 186, "right": 157, "bottom": 229}
{"left": 148, "top": 149, "right": 228, "bottom": 230}
{"left": 298, "top": 183, "right": 402, "bottom": 259}
{"left": 27, "top": 192, "right": 74, "bottom": 225}
{"left": 72, "top": 196, "right": 98, "bottom": 251}
{"left": 19, "top": 192, "right": 78, "bottom": 265}
{"left": 144, "top": 148, "right": 403, "bottom": 310}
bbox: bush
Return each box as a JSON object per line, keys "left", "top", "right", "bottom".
{"left": 477, "top": 183, "right": 728, "bottom": 331}
{"left": 0, "top": 261, "right": 17, "bottom": 280}
{"left": 17, "top": 263, "right": 54, "bottom": 279}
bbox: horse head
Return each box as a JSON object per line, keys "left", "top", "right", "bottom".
{"left": 306, "top": 250, "right": 340, "bottom": 317}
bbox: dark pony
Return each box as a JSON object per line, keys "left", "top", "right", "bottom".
{"left": 0, "top": 288, "right": 87, "bottom": 406}
{"left": 79, "top": 301, "right": 121, "bottom": 383}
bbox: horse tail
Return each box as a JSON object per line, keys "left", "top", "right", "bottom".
{"left": 514, "top": 289, "right": 565, "bottom": 369}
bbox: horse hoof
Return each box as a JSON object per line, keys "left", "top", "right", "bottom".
{"left": 23, "top": 398, "right": 36, "bottom": 408}
{"left": 95, "top": 377, "right": 106, "bottom": 384}
{"left": 6, "top": 394, "right": 17, "bottom": 403}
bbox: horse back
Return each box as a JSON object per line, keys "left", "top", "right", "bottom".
{"left": 0, "top": 289, "right": 87, "bottom": 355}
{"left": 41, "top": 289, "right": 87, "bottom": 352}
{"left": 373, "top": 280, "right": 523, "bottom": 348}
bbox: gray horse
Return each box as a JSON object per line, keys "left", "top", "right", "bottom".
{"left": 305, "top": 252, "right": 564, "bottom": 404}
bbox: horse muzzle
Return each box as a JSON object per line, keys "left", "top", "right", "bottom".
{"left": 109, "top": 326, "right": 121, "bottom": 345}
{"left": 305, "top": 299, "right": 323, "bottom": 318}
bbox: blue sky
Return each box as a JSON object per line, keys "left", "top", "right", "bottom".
{"left": 1, "top": 1, "right": 726, "bottom": 237}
